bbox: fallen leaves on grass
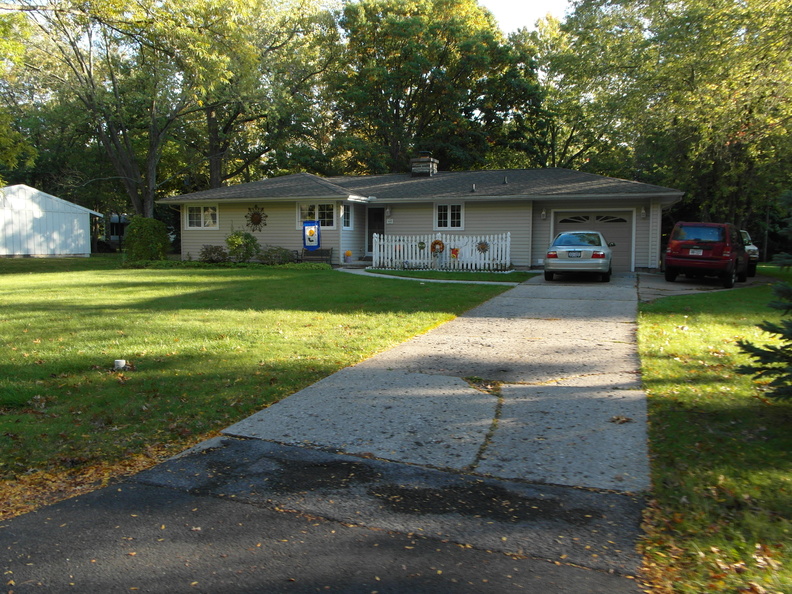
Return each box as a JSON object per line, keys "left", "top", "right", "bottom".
{"left": 610, "top": 415, "right": 633, "bottom": 424}
{"left": 0, "top": 436, "right": 215, "bottom": 522}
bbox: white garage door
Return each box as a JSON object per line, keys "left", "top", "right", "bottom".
{"left": 554, "top": 212, "right": 632, "bottom": 272}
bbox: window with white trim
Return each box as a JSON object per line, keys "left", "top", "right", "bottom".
{"left": 186, "top": 205, "right": 218, "bottom": 229}
{"left": 342, "top": 204, "right": 353, "bottom": 229}
{"left": 298, "top": 203, "right": 336, "bottom": 228}
{"left": 435, "top": 203, "right": 463, "bottom": 229}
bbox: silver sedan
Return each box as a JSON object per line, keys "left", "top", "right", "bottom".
{"left": 543, "top": 231, "right": 614, "bottom": 282}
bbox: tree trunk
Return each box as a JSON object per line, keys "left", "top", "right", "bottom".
{"left": 207, "top": 107, "right": 224, "bottom": 189}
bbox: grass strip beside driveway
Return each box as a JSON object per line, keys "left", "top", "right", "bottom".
{"left": 638, "top": 268, "right": 792, "bottom": 593}
{"left": 363, "top": 269, "right": 535, "bottom": 283}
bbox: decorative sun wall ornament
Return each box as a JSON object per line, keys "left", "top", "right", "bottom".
{"left": 245, "top": 205, "right": 268, "bottom": 231}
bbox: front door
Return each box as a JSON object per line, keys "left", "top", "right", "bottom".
{"left": 367, "top": 208, "right": 385, "bottom": 253}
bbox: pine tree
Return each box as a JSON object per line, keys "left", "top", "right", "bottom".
{"left": 738, "top": 267, "right": 792, "bottom": 400}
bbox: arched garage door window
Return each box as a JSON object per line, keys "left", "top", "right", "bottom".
{"left": 558, "top": 215, "right": 628, "bottom": 224}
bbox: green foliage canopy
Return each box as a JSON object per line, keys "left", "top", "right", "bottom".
{"left": 558, "top": 0, "right": 792, "bottom": 224}
{"left": 327, "top": 0, "right": 542, "bottom": 173}
{"left": 7, "top": 0, "right": 336, "bottom": 217}
{"left": 0, "top": 13, "right": 35, "bottom": 184}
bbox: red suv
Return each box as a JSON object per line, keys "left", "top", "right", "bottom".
{"left": 664, "top": 222, "right": 749, "bottom": 288}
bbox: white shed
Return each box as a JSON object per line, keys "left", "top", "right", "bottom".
{"left": 1, "top": 184, "right": 103, "bottom": 257}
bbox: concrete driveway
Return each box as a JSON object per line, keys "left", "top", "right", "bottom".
{"left": 226, "top": 273, "right": 648, "bottom": 493}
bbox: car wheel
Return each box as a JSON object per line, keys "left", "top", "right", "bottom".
{"left": 737, "top": 266, "right": 748, "bottom": 283}
{"left": 544, "top": 271, "right": 554, "bottom": 281}
{"left": 747, "top": 262, "right": 757, "bottom": 277}
{"left": 601, "top": 268, "right": 612, "bottom": 282}
{"left": 664, "top": 268, "right": 678, "bottom": 282}
{"left": 722, "top": 267, "right": 736, "bottom": 288}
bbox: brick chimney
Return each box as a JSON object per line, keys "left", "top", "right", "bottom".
{"left": 410, "top": 155, "right": 439, "bottom": 177}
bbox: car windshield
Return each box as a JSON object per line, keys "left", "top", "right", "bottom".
{"left": 672, "top": 225, "right": 724, "bottom": 242}
{"left": 553, "top": 232, "right": 602, "bottom": 247}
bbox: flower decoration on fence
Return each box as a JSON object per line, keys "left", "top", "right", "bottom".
{"left": 451, "top": 248, "right": 460, "bottom": 259}
{"left": 245, "top": 205, "right": 268, "bottom": 232}
{"left": 430, "top": 239, "right": 445, "bottom": 254}
{"left": 476, "top": 241, "right": 489, "bottom": 254}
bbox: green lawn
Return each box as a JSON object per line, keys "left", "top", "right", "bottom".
{"left": 638, "top": 266, "right": 792, "bottom": 593}
{"left": 0, "top": 256, "right": 511, "bottom": 480}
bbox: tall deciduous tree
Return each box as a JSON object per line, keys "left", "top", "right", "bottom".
{"left": 0, "top": 12, "right": 36, "bottom": 184}
{"left": 171, "top": 2, "right": 340, "bottom": 190}
{"left": 326, "top": 0, "right": 542, "bottom": 173}
{"left": 560, "top": 0, "right": 792, "bottom": 225}
{"left": 8, "top": 0, "right": 336, "bottom": 216}
{"left": 504, "top": 15, "right": 643, "bottom": 173}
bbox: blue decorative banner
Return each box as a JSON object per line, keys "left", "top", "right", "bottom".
{"left": 303, "top": 220, "right": 320, "bottom": 250}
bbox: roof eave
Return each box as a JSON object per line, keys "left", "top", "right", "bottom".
{"left": 368, "top": 192, "right": 684, "bottom": 203}
{"left": 158, "top": 194, "right": 367, "bottom": 205}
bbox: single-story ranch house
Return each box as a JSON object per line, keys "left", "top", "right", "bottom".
{"left": 158, "top": 157, "right": 683, "bottom": 272}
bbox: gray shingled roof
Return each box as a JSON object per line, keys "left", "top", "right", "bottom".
{"left": 159, "top": 172, "right": 357, "bottom": 203}
{"left": 158, "top": 168, "right": 683, "bottom": 204}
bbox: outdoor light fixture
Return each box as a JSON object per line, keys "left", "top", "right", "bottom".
{"left": 385, "top": 207, "right": 391, "bottom": 217}
{"left": 541, "top": 209, "right": 547, "bottom": 220}
{"left": 640, "top": 206, "right": 647, "bottom": 218}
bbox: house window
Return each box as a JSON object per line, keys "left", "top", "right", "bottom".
{"left": 342, "top": 204, "right": 353, "bottom": 229}
{"left": 436, "top": 203, "right": 463, "bottom": 229}
{"left": 186, "top": 205, "right": 218, "bottom": 229}
{"left": 298, "top": 203, "right": 336, "bottom": 228}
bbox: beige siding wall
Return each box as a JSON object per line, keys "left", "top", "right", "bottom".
{"left": 636, "top": 202, "right": 653, "bottom": 270}
{"left": 340, "top": 202, "right": 367, "bottom": 261}
{"left": 647, "top": 199, "right": 664, "bottom": 270}
{"left": 383, "top": 200, "right": 533, "bottom": 267}
{"left": 178, "top": 197, "right": 661, "bottom": 271}
{"left": 180, "top": 202, "right": 343, "bottom": 263}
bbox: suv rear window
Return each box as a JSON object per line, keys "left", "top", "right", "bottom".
{"left": 671, "top": 225, "right": 724, "bottom": 242}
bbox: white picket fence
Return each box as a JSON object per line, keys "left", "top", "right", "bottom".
{"left": 372, "top": 232, "right": 511, "bottom": 271}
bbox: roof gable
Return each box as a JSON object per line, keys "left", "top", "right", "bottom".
{"left": 1, "top": 184, "right": 103, "bottom": 216}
